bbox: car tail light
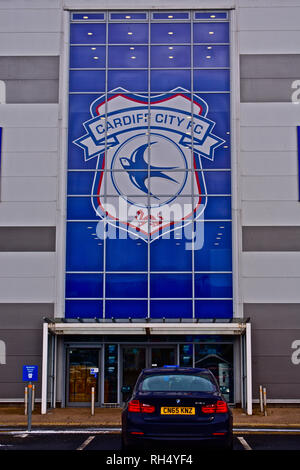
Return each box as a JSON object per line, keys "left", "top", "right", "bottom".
{"left": 201, "top": 400, "right": 228, "bottom": 414}
{"left": 128, "top": 400, "right": 155, "bottom": 413}
{"left": 216, "top": 400, "right": 228, "bottom": 413}
{"left": 141, "top": 403, "right": 155, "bottom": 413}
{"left": 128, "top": 400, "right": 141, "bottom": 412}
{"left": 201, "top": 403, "right": 216, "bottom": 414}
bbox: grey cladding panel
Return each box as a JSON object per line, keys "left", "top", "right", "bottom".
{"left": 0, "top": 303, "right": 53, "bottom": 399}
{"left": 0, "top": 57, "right": 59, "bottom": 80}
{"left": 0, "top": 227, "right": 56, "bottom": 251}
{"left": 245, "top": 303, "right": 300, "bottom": 399}
{"left": 0, "top": 303, "right": 54, "bottom": 329}
{"left": 244, "top": 303, "right": 300, "bottom": 329}
{"left": 240, "top": 55, "right": 300, "bottom": 79}
{"left": 6, "top": 80, "right": 59, "bottom": 104}
{"left": 240, "top": 54, "right": 300, "bottom": 102}
{"left": 241, "top": 78, "right": 294, "bottom": 102}
{"left": 0, "top": 56, "right": 59, "bottom": 103}
{"left": 243, "top": 226, "right": 300, "bottom": 251}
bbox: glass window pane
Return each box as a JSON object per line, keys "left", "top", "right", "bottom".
{"left": 72, "top": 13, "right": 105, "bottom": 21}
{"left": 66, "top": 273, "right": 103, "bottom": 298}
{"left": 68, "top": 349, "right": 99, "bottom": 403}
{"left": 195, "top": 12, "right": 227, "bottom": 20}
{"left": 108, "top": 23, "right": 148, "bottom": 44}
{"left": 108, "top": 46, "right": 148, "bottom": 68}
{"left": 202, "top": 171, "right": 231, "bottom": 195}
{"left": 110, "top": 13, "right": 147, "bottom": 20}
{"left": 150, "top": 300, "right": 193, "bottom": 318}
{"left": 104, "top": 344, "right": 118, "bottom": 403}
{"left": 67, "top": 171, "right": 96, "bottom": 195}
{"left": 65, "top": 300, "right": 103, "bottom": 318}
{"left": 66, "top": 222, "right": 103, "bottom": 271}
{"left": 194, "top": 45, "right": 229, "bottom": 68}
{"left": 151, "top": 46, "right": 191, "bottom": 68}
{"left": 151, "top": 70, "right": 191, "bottom": 91}
{"left": 70, "top": 46, "right": 106, "bottom": 68}
{"left": 195, "top": 299, "right": 233, "bottom": 318}
{"left": 153, "top": 12, "right": 189, "bottom": 20}
{"left": 179, "top": 344, "right": 193, "bottom": 366}
{"left": 106, "top": 237, "right": 147, "bottom": 271}
{"left": 69, "top": 70, "right": 105, "bottom": 92}
{"left": 151, "top": 274, "right": 192, "bottom": 298}
{"left": 193, "top": 23, "right": 229, "bottom": 43}
{"left": 70, "top": 23, "right": 106, "bottom": 44}
{"left": 193, "top": 70, "right": 230, "bottom": 92}
{"left": 150, "top": 237, "right": 192, "bottom": 271}
{"left": 204, "top": 196, "right": 231, "bottom": 220}
{"left": 151, "top": 23, "right": 191, "bottom": 43}
{"left": 108, "top": 70, "right": 148, "bottom": 91}
{"left": 67, "top": 196, "right": 98, "bottom": 220}
{"left": 106, "top": 300, "right": 147, "bottom": 318}
{"left": 194, "top": 222, "right": 232, "bottom": 271}
{"left": 106, "top": 274, "right": 147, "bottom": 298}
{"left": 195, "top": 273, "right": 232, "bottom": 298}
{"left": 194, "top": 343, "right": 233, "bottom": 402}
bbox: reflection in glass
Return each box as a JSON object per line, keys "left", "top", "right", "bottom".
{"left": 195, "top": 343, "right": 233, "bottom": 402}
{"left": 180, "top": 344, "right": 193, "bottom": 367}
{"left": 122, "top": 347, "right": 146, "bottom": 390}
{"left": 68, "top": 349, "right": 99, "bottom": 403}
{"left": 151, "top": 347, "right": 176, "bottom": 367}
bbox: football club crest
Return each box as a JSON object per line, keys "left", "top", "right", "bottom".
{"left": 74, "top": 87, "right": 225, "bottom": 242}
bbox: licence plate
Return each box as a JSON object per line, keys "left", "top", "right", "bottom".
{"left": 161, "top": 406, "right": 195, "bottom": 415}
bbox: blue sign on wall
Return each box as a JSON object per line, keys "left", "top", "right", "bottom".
{"left": 66, "top": 11, "right": 233, "bottom": 320}
{"left": 23, "top": 365, "right": 38, "bottom": 382}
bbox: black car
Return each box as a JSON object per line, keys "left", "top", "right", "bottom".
{"left": 121, "top": 366, "right": 233, "bottom": 451}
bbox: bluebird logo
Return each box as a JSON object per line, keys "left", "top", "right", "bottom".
{"left": 74, "top": 87, "right": 225, "bottom": 242}
{"left": 119, "top": 142, "right": 179, "bottom": 200}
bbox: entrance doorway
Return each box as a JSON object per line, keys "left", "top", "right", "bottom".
{"left": 150, "top": 346, "right": 176, "bottom": 368}
{"left": 66, "top": 348, "right": 101, "bottom": 406}
{"left": 121, "top": 345, "right": 177, "bottom": 395}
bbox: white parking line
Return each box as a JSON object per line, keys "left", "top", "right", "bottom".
{"left": 77, "top": 435, "right": 95, "bottom": 451}
{"left": 237, "top": 436, "right": 252, "bottom": 451}
{"left": 0, "top": 428, "right": 120, "bottom": 435}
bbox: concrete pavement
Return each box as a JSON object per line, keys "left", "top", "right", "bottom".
{"left": 0, "top": 405, "right": 300, "bottom": 429}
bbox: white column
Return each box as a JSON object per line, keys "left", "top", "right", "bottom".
{"left": 245, "top": 322, "right": 253, "bottom": 415}
{"left": 0, "top": 81, "right": 6, "bottom": 104}
{"left": 41, "top": 322, "right": 49, "bottom": 414}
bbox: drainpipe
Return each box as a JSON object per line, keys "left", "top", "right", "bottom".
{"left": 245, "top": 322, "right": 252, "bottom": 415}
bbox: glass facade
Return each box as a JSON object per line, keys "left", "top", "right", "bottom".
{"left": 64, "top": 337, "right": 234, "bottom": 404}
{"left": 66, "top": 11, "right": 232, "bottom": 320}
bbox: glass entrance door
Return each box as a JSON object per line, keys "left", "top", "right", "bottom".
{"left": 67, "top": 348, "right": 100, "bottom": 405}
{"left": 122, "top": 346, "right": 146, "bottom": 391}
{"left": 121, "top": 345, "right": 177, "bottom": 402}
{"left": 150, "top": 346, "right": 176, "bottom": 368}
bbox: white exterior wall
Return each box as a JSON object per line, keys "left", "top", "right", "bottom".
{"left": 0, "top": 4, "right": 60, "bottom": 302}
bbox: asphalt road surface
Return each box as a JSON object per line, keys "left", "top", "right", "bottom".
{"left": 0, "top": 430, "right": 300, "bottom": 453}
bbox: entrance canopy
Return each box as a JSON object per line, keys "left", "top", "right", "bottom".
{"left": 41, "top": 318, "right": 252, "bottom": 415}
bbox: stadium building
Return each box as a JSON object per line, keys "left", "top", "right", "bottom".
{"left": 1, "top": 0, "right": 300, "bottom": 414}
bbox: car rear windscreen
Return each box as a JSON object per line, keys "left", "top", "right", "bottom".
{"left": 140, "top": 373, "right": 217, "bottom": 392}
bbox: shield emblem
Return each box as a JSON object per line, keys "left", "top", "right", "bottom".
{"left": 74, "top": 87, "right": 224, "bottom": 242}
